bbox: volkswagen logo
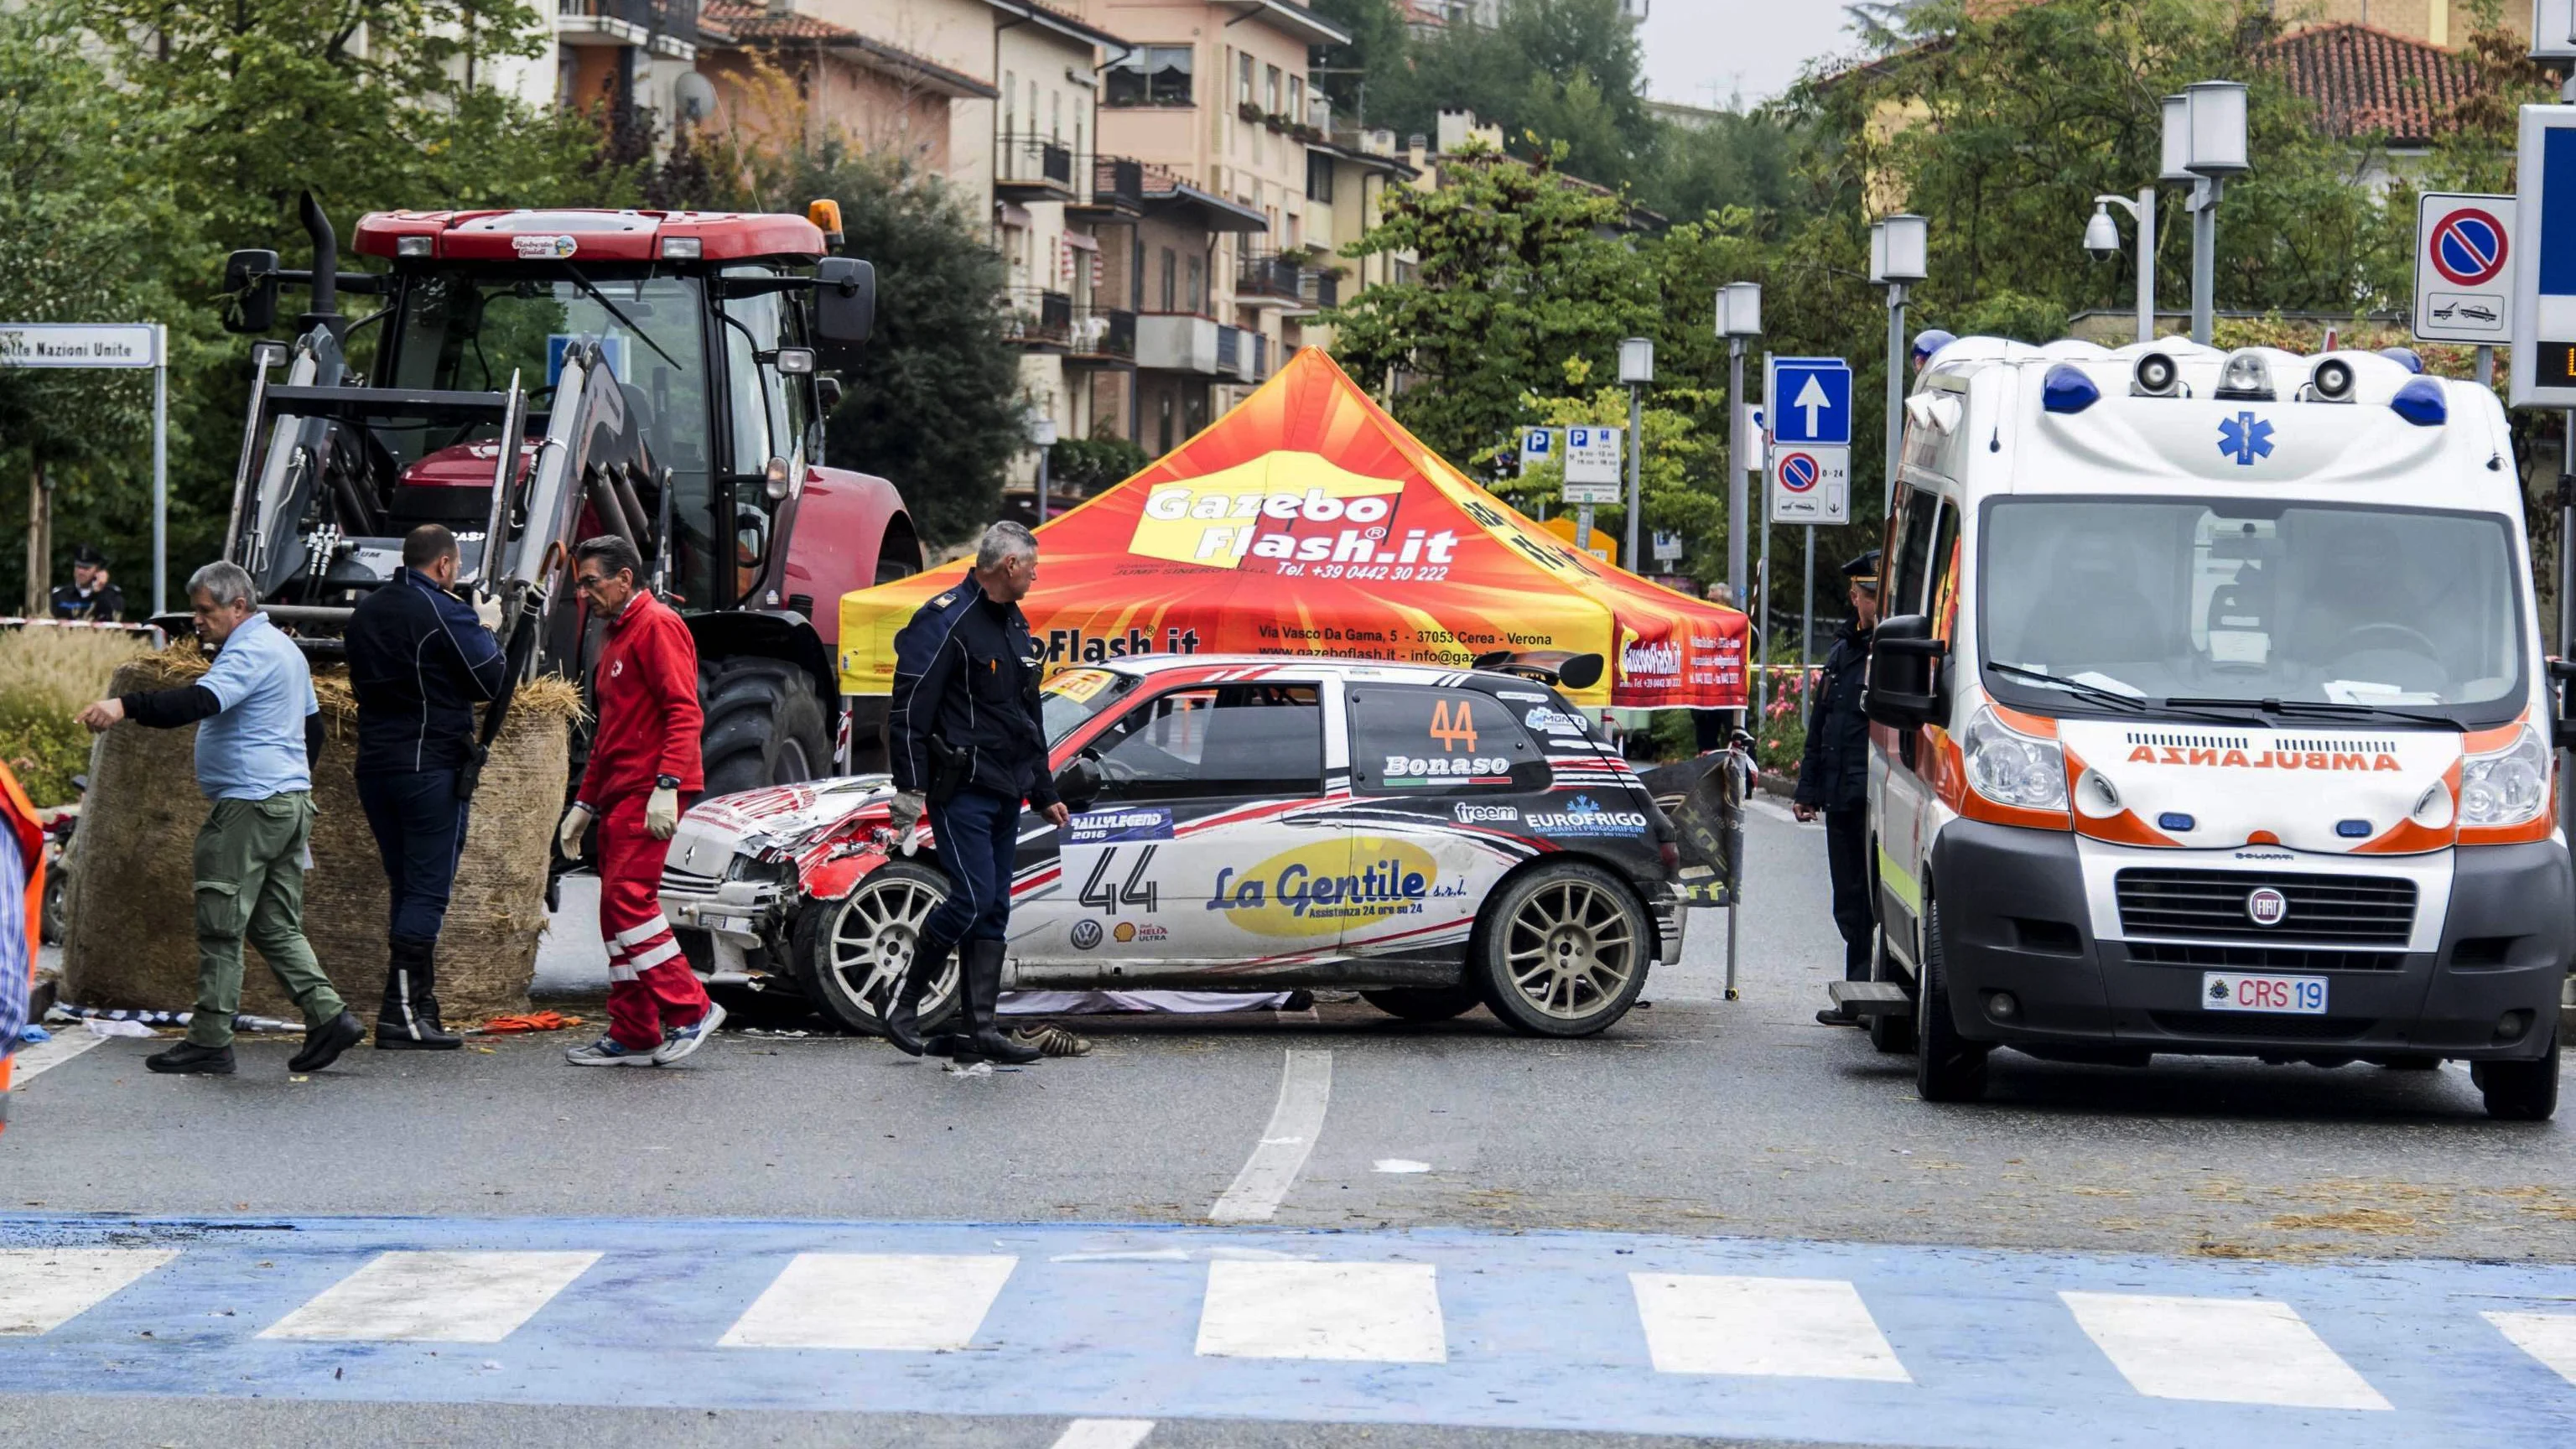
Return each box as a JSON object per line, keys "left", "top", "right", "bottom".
{"left": 1071, "top": 919, "right": 1104, "bottom": 950}
{"left": 2246, "top": 887, "right": 2288, "bottom": 927}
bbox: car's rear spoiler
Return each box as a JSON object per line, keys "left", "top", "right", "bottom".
{"left": 1471, "top": 649, "right": 1605, "bottom": 691}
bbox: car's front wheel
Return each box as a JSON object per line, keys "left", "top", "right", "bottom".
{"left": 1914, "top": 899, "right": 1989, "bottom": 1102}
{"left": 2474, "top": 1031, "right": 2559, "bottom": 1121}
{"left": 791, "top": 861, "right": 961, "bottom": 1037}
{"left": 1473, "top": 862, "right": 1649, "bottom": 1037}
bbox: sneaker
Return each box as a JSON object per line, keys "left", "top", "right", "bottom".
{"left": 145, "top": 1041, "right": 236, "bottom": 1075}
{"left": 1010, "top": 1023, "right": 1091, "bottom": 1057}
{"left": 565, "top": 1036, "right": 659, "bottom": 1067}
{"left": 652, "top": 1001, "right": 727, "bottom": 1065}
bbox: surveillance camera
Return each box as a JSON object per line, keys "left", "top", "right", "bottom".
{"left": 2082, "top": 208, "right": 2120, "bottom": 260}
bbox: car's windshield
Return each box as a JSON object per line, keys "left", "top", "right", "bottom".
{"left": 1041, "top": 668, "right": 1134, "bottom": 743}
{"left": 1978, "top": 497, "right": 2525, "bottom": 724}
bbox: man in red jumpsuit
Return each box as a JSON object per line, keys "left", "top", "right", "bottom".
{"left": 554, "top": 536, "right": 724, "bottom": 1067}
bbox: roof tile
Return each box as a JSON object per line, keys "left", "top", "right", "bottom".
{"left": 2261, "top": 22, "right": 2477, "bottom": 148}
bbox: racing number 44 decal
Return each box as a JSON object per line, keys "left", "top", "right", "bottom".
{"left": 1078, "top": 844, "right": 1162, "bottom": 915}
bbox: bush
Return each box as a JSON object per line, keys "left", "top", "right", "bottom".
{"left": 1755, "top": 665, "right": 1815, "bottom": 776}
{"left": 1047, "top": 435, "right": 1150, "bottom": 498}
{"left": 0, "top": 625, "right": 150, "bottom": 803}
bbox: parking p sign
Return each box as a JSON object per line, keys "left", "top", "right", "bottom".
{"left": 2415, "top": 192, "right": 2511, "bottom": 345}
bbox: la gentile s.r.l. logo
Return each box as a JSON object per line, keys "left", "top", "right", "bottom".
{"left": 1209, "top": 838, "right": 1439, "bottom": 937}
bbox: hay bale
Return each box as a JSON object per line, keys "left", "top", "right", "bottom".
{"left": 61, "top": 644, "right": 583, "bottom": 1021}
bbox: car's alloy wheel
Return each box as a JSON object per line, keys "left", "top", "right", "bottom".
{"left": 792, "top": 861, "right": 960, "bottom": 1036}
{"left": 1476, "top": 863, "right": 1649, "bottom": 1037}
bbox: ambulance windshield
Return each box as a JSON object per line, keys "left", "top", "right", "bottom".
{"left": 1977, "top": 498, "right": 2524, "bottom": 725}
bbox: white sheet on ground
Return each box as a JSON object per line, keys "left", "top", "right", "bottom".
{"left": 999, "top": 990, "right": 1297, "bottom": 1015}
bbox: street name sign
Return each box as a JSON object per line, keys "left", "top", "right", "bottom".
{"left": 1563, "top": 425, "right": 1623, "bottom": 504}
{"left": 0, "top": 323, "right": 160, "bottom": 368}
{"left": 1767, "top": 356, "right": 1852, "bottom": 447}
{"left": 2514, "top": 106, "right": 2576, "bottom": 406}
{"left": 2414, "top": 193, "right": 2511, "bottom": 345}
{"left": 1770, "top": 444, "right": 1849, "bottom": 525}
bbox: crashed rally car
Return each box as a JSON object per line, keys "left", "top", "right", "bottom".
{"left": 659, "top": 654, "right": 1694, "bottom": 1038}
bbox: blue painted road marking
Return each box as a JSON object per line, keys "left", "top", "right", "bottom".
{"left": 3, "top": 1217, "right": 2574, "bottom": 1443}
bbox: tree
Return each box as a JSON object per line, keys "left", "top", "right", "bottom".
{"left": 1371, "top": 0, "right": 1658, "bottom": 189}
{"left": 1306, "top": 0, "right": 1410, "bottom": 127}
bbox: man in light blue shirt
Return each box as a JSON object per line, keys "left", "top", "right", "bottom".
{"left": 78, "top": 561, "right": 360, "bottom": 1076}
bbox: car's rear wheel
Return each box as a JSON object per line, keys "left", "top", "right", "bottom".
{"left": 791, "top": 861, "right": 960, "bottom": 1036}
{"left": 1914, "top": 899, "right": 1989, "bottom": 1102}
{"left": 1363, "top": 985, "right": 1483, "bottom": 1022}
{"left": 1474, "top": 863, "right": 1649, "bottom": 1037}
{"left": 2474, "top": 1031, "right": 2559, "bottom": 1121}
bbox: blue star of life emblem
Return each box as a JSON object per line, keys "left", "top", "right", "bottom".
{"left": 2218, "top": 412, "right": 2274, "bottom": 466}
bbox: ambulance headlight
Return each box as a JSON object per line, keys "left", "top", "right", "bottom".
{"left": 1962, "top": 705, "right": 2068, "bottom": 812}
{"left": 2459, "top": 726, "right": 2548, "bottom": 828}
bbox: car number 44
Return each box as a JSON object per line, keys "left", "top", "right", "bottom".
{"left": 2202, "top": 971, "right": 2327, "bottom": 1015}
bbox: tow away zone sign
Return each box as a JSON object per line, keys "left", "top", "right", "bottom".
{"left": 2415, "top": 192, "right": 2511, "bottom": 345}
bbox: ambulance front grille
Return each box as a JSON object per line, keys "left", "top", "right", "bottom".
{"left": 2114, "top": 868, "right": 2416, "bottom": 946}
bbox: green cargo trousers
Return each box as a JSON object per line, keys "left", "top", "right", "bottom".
{"left": 185, "top": 792, "right": 344, "bottom": 1049}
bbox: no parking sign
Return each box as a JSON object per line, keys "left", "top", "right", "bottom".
{"left": 2415, "top": 192, "right": 2512, "bottom": 345}
{"left": 1770, "top": 445, "right": 1847, "bottom": 525}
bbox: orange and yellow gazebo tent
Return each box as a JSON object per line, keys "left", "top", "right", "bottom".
{"left": 836, "top": 347, "right": 1748, "bottom": 709}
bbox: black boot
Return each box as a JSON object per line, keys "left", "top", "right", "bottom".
{"left": 956, "top": 938, "right": 1040, "bottom": 1066}
{"left": 376, "top": 937, "right": 462, "bottom": 1051}
{"left": 880, "top": 936, "right": 956, "bottom": 1057}
{"left": 288, "top": 1010, "right": 366, "bottom": 1072}
{"left": 145, "top": 1041, "right": 236, "bottom": 1075}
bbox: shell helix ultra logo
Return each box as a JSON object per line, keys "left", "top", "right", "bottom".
{"left": 1131, "top": 451, "right": 1416, "bottom": 570}
{"left": 1208, "top": 837, "right": 1438, "bottom": 937}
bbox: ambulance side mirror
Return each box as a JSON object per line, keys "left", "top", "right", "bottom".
{"left": 2550, "top": 659, "right": 2576, "bottom": 752}
{"left": 1866, "top": 614, "right": 1943, "bottom": 730}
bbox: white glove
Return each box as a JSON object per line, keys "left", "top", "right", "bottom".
{"left": 646, "top": 786, "right": 680, "bottom": 840}
{"left": 473, "top": 594, "right": 502, "bottom": 632}
{"left": 887, "top": 790, "right": 926, "bottom": 856}
{"left": 557, "top": 803, "right": 592, "bottom": 860}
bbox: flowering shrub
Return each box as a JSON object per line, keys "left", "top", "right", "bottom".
{"left": 1755, "top": 666, "right": 1817, "bottom": 776}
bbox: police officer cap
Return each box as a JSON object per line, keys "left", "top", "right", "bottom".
{"left": 1842, "top": 550, "right": 1881, "bottom": 584}
{"left": 71, "top": 544, "right": 106, "bottom": 566}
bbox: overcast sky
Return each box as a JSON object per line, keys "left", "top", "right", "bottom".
{"left": 1639, "top": 3, "right": 1865, "bottom": 110}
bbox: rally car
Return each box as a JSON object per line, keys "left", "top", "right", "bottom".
{"left": 658, "top": 654, "right": 1696, "bottom": 1038}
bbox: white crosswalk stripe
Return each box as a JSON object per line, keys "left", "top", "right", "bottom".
{"left": 260, "top": 1252, "right": 600, "bottom": 1343}
{"left": 2060, "top": 1291, "right": 2392, "bottom": 1411}
{"left": 1630, "top": 1273, "right": 1912, "bottom": 1382}
{"left": 1047, "top": 1420, "right": 1156, "bottom": 1449}
{"left": 719, "top": 1254, "right": 1017, "bottom": 1351}
{"left": 2485, "top": 1311, "right": 2576, "bottom": 1387}
{"left": 0, "top": 1249, "right": 176, "bottom": 1336}
{"left": 1194, "top": 1259, "right": 1446, "bottom": 1364}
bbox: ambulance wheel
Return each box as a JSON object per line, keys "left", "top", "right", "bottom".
{"left": 1867, "top": 931, "right": 1916, "bottom": 1055}
{"left": 1473, "top": 863, "right": 1649, "bottom": 1038}
{"left": 1363, "top": 985, "right": 1483, "bottom": 1022}
{"left": 2474, "top": 1031, "right": 2559, "bottom": 1121}
{"left": 1914, "top": 900, "right": 1989, "bottom": 1103}
{"left": 792, "top": 861, "right": 960, "bottom": 1037}
{"left": 701, "top": 657, "right": 829, "bottom": 797}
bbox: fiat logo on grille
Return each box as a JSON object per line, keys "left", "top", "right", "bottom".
{"left": 2246, "top": 887, "right": 2288, "bottom": 927}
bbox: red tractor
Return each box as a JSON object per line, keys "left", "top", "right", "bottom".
{"left": 216, "top": 195, "right": 922, "bottom": 792}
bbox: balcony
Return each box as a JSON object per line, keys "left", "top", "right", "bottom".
{"left": 1136, "top": 314, "right": 1220, "bottom": 374}
{"left": 1067, "top": 308, "right": 1137, "bottom": 368}
{"left": 1004, "top": 288, "right": 1073, "bottom": 351}
{"left": 1236, "top": 252, "right": 1306, "bottom": 309}
{"left": 558, "top": 0, "right": 696, "bottom": 56}
{"left": 996, "top": 136, "right": 1077, "bottom": 204}
{"left": 1069, "top": 157, "right": 1148, "bottom": 220}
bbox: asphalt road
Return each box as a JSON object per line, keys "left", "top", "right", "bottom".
{"left": 5, "top": 802, "right": 2573, "bottom": 1446}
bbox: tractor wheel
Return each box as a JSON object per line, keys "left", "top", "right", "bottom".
{"left": 700, "top": 657, "right": 829, "bottom": 797}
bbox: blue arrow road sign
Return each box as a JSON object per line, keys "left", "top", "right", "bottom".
{"left": 1770, "top": 357, "right": 1852, "bottom": 446}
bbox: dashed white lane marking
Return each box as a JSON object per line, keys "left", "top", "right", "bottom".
{"left": 7, "top": 1031, "right": 106, "bottom": 1084}
{"left": 720, "top": 1254, "right": 1017, "bottom": 1351}
{"left": 2485, "top": 1311, "right": 2576, "bottom": 1386}
{"left": 1630, "top": 1273, "right": 1912, "bottom": 1382}
{"left": 0, "top": 1249, "right": 177, "bottom": 1336}
{"left": 1208, "top": 1048, "right": 1331, "bottom": 1223}
{"left": 261, "top": 1251, "right": 600, "bottom": 1343}
{"left": 2060, "top": 1291, "right": 2391, "bottom": 1410}
{"left": 1047, "top": 1420, "right": 1156, "bottom": 1449}
{"left": 1195, "top": 1259, "right": 1446, "bottom": 1363}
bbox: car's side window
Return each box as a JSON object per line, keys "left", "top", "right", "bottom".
{"left": 1088, "top": 683, "right": 1323, "bottom": 802}
{"left": 1888, "top": 486, "right": 1941, "bottom": 619}
{"left": 1348, "top": 686, "right": 1549, "bottom": 796}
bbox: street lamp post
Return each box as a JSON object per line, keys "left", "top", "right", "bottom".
{"left": 1716, "top": 283, "right": 1762, "bottom": 612}
{"left": 1871, "top": 215, "right": 1927, "bottom": 514}
{"left": 2171, "top": 81, "right": 2248, "bottom": 345}
{"left": 2085, "top": 190, "right": 2158, "bottom": 343}
{"left": 1618, "top": 337, "right": 1654, "bottom": 567}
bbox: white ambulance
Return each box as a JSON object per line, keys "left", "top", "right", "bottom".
{"left": 1852, "top": 336, "right": 2572, "bottom": 1119}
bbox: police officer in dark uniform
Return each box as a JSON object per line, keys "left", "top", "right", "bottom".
{"left": 880, "top": 521, "right": 1070, "bottom": 1067}
{"left": 49, "top": 545, "right": 124, "bottom": 621}
{"left": 345, "top": 524, "right": 508, "bottom": 1049}
{"left": 1797, "top": 550, "right": 1880, "bottom": 1026}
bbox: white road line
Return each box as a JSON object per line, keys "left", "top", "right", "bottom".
{"left": 1745, "top": 797, "right": 1817, "bottom": 828}
{"left": 7, "top": 1031, "right": 106, "bottom": 1084}
{"left": 720, "top": 1254, "right": 1016, "bottom": 1351}
{"left": 1208, "top": 1048, "right": 1330, "bottom": 1223}
{"left": 1629, "top": 1274, "right": 1912, "bottom": 1382}
{"left": 260, "top": 1251, "right": 599, "bottom": 1343}
{"left": 2059, "top": 1291, "right": 2391, "bottom": 1410}
{"left": 1195, "top": 1259, "right": 1446, "bottom": 1364}
{"left": 0, "top": 1249, "right": 177, "bottom": 1335}
{"left": 1047, "top": 1420, "right": 1156, "bottom": 1449}
{"left": 2485, "top": 1311, "right": 2576, "bottom": 1386}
